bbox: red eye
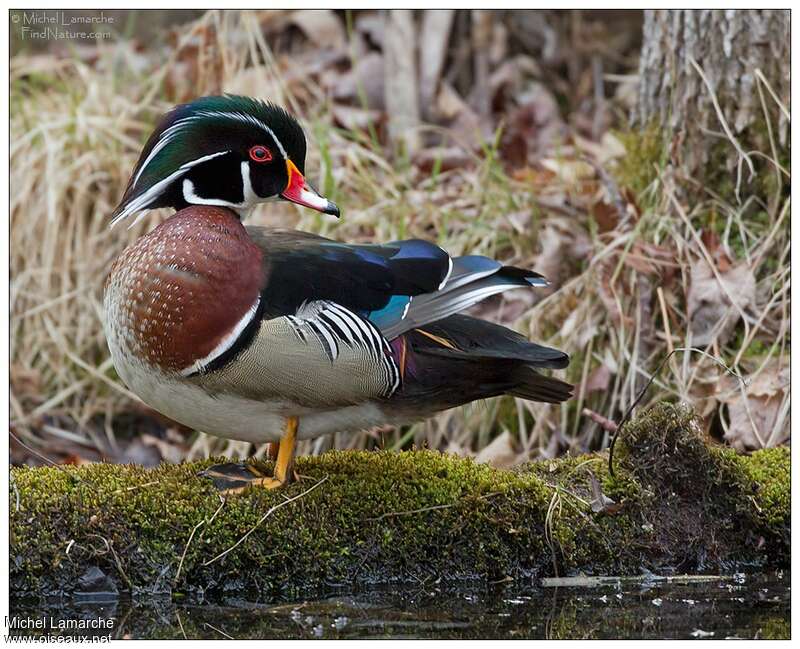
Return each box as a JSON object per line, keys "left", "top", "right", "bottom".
{"left": 249, "top": 145, "right": 272, "bottom": 163}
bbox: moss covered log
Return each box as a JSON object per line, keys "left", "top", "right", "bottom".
{"left": 10, "top": 404, "right": 789, "bottom": 599}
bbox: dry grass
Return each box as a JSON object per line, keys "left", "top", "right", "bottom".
{"left": 10, "top": 11, "right": 789, "bottom": 466}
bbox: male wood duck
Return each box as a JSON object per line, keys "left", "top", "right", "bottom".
{"left": 104, "top": 95, "right": 572, "bottom": 491}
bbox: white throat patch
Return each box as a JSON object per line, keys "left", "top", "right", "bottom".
{"left": 181, "top": 161, "right": 259, "bottom": 217}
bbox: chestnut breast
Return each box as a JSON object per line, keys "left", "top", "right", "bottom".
{"left": 105, "top": 206, "right": 264, "bottom": 373}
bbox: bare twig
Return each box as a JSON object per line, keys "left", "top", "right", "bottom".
{"left": 582, "top": 408, "right": 618, "bottom": 434}
{"left": 174, "top": 495, "right": 226, "bottom": 584}
{"left": 88, "top": 534, "right": 133, "bottom": 590}
{"left": 175, "top": 612, "right": 187, "bottom": 640}
{"left": 688, "top": 57, "right": 755, "bottom": 200}
{"left": 203, "top": 475, "right": 329, "bottom": 567}
{"left": 544, "top": 490, "right": 562, "bottom": 577}
{"left": 113, "top": 481, "right": 158, "bottom": 495}
{"left": 754, "top": 68, "right": 790, "bottom": 121}
{"left": 10, "top": 474, "right": 21, "bottom": 512}
{"left": 367, "top": 491, "right": 500, "bottom": 522}
{"left": 542, "top": 573, "right": 731, "bottom": 588}
{"left": 175, "top": 520, "right": 208, "bottom": 583}
{"left": 607, "top": 347, "right": 748, "bottom": 476}
{"left": 204, "top": 623, "right": 234, "bottom": 640}
{"left": 9, "top": 429, "right": 81, "bottom": 482}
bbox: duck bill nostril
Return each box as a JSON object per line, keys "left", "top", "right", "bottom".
{"left": 281, "top": 159, "right": 340, "bottom": 217}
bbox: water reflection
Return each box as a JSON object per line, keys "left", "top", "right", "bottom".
{"left": 10, "top": 572, "right": 789, "bottom": 640}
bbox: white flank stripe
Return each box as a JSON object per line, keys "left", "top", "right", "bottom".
{"left": 179, "top": 296, "right": 260, "bottom": 376}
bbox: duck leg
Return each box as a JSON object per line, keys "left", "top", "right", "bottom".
{"left": 200, "top": 417, "right": 299, "bottom": 493}
{"left": 267, "top": 416, "right": 298, "bottom": 487}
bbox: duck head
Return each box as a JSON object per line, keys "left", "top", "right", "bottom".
{"left": 111, "top": 95, "right": 339, "bottom": 226}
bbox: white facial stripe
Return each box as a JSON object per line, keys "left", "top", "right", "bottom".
{"left": 111, "top": 150, "right": 230, "bottom": 227}
{"left": 116, "top": 104, "right": 295, "bottom": 227}
{"left": 132, "top": 119, "right": 192, "bottom": 187}
{"left": 193, "top": 110, "right": 289, "bottom": 159}
{"left": 240, "top": 161, "right": 257, "bottom": 205}
{"left": 130, "top": 107, "right": 289, "bottom": 198}
{"left": 182, "top": 179, "right": 238, "bottom": 208}
{"left": 180, "top": 296, "right": 261, "bottom": 376}
{"left": 180, "top": 161, "right": 258, "bottom": 213}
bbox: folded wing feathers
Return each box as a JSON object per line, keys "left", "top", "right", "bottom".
{"left": 379, "top": 256, "right": 549, "bottom": 339}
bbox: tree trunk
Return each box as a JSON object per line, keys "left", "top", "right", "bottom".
{"left": 635, "top": 10, "right": 789, "bottom": 176}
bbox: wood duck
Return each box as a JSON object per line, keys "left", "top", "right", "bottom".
{"left": 104, "top": 95, "right": 572, "bottom": 491}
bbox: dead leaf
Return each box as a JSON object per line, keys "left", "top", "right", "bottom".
{"left": 596, "top": 259, "right": 630, "bottom": 327}
{"left": 534, "top": 224, "right": 566, "bottom": 289}
{"left": 500, "top": 81, "right": 564, "bottom": 166}
{"left": 687, "top": 256, "right": 756, "bottom": 347}
{"left": 575, "top": 132, "right": 627, "bottom": 165}
{"left": 584, "top": 364, "right": 612, "bottom": 394}
{"left": 288, "top": 10, "right": 346, "bottom": 50}
{"left": 588, "top": 470, "right": 619, "bottom": 514}
{"left": 62, "top": 453, "right": 93, "bottom": 466}
{"left": 591, "top": 200, "right": 619, "bottom": 233}
{"left": 717, "top": 362, "right": 789, "bottom": 450}
{"left": 332, "top": 52, "right": 385, "bottom": 111}
{"left": 540, "top": 158, "right": 596, "bottom": 185}
{"left": 475, "top": 431, "right": 520, "bottom": 468}
{"left": 331, "top": 104, "right": 383, "bottom": 132}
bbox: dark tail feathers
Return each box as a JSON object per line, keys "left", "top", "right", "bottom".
{"left": 507, "top": 366, "right": 574, "bottom": 403}
{"left": 394, "top": 314, "right": 573, "bottom": 408}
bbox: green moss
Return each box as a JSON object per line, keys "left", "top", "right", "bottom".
{"left": 613, "top": 123, "right": 666, "bottom": 198}
{"left": 10, "top": 407, "right": 789, "bottom": 598}
{"left": 760, "top": 616, "right": 791, "bottom": 640}
{"left": 738, "top": 446, "right": 790, "bottom": 529}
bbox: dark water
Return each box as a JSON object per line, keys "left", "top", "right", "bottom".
{"left": 10, "top": 572, "right": 789, "bottom": 640}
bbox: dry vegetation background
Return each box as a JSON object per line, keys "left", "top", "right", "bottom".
{"left": 10, "top": 10, "right": 790, "bottom": 468}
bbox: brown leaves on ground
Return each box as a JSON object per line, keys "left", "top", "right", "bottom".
{"left": 716, "top": 361, "right": 789, "bottom": 450}
{"left": 474, "top": 430, "right": 519, "bottom": 469}
{"left": 687, "top": 232, "right": 756, "bottom": 347}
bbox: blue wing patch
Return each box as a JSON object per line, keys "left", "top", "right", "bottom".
{"left": 367, "top": 295, "right": 412, "bottom": 330}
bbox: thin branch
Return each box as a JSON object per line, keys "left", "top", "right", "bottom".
{"left": 174, "top": 495, "right": 226, "bottom": 584}
{"left": 607, "top": 347, "right": 748, "bottom": 476}
{"left": 367, "top": 491, "right": 501, "bottom": 522}
{"left": 688, "top": 57, "right": 755, "bottom": 200}
{"left": 204, "top": 623, "right": 234, "bottom": 640}
{"left": 754, "top": 68, "right": 790, "bottom": 121}
{"left": 203, "top": 475, "right": 329, "bottom": 567}
{"left": 582, "top": 408, "right": 618, "bottom": 434}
